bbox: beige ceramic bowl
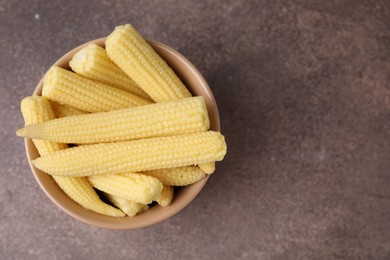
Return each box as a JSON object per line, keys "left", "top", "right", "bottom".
{"left": 24, "top": 38, "right": 220, "bottom": 229}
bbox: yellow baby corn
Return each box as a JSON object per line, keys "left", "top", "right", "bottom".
{"left": 143, "top": 166, "right": 206, "bottom": 186}
{"left": 54, "top": 176, "right": 124, "bottom": 217}
{"left": 88, "top": 173, "right": 163, "bottom": 204}
{"left": 50, "top": 101, "right": 86, "bottom": 118}
{"left": 42, "top": 66, "right": 151, "bottom": 113}
{"left": 32, "top": 131, "right": 227, "bottom": 177}
{"left": 199, "top": 162, "right": 216, "bottom": 174}
{"left": 21, "top": 96, "right": 67, "bottom": 155}
{"left": 20, "top": 96, "right": 124, "bottom": 217}
{"left": 16, "top": 96, "right": 210, "bottom": 144}
{"left": 106, "top": 24, "right": 192, "bottom": 102}
{"left": 69, "top": 43, "right": 151, "bottom": 100}
{"left": 104, "top": 193, "right": 149, "bottom": 217}
{"left": 156, "top": 185, "right": 174, "bottom": 207}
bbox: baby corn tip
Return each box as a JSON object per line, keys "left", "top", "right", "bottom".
{"left": 16, "top": 128, "right": 26, "bottom": 137}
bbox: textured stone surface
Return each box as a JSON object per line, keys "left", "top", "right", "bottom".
{"left": 1, "top": 0, "right": 389, "bottom": 259}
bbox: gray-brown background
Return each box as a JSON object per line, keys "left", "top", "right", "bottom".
{"left": 1, "top": 0, "right": 389, "bottom": 259}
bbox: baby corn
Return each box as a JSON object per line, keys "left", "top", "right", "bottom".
{"left": 21, "top": 96, "right": 67, "bottom": 154}
{"left": 106, "top": 24, "right": 192, "bottom": 102}
{"left": 69, "top": 43, "right": 151, "bottom": 100}
{"left": 42, "top": 66, "right": 151, "bottom": 112}
{"left": 16, "top": 96, "right": 209, "bottom": 144}
{"left": 104, "top": 193, "right": 149, "bottom": 217}
{"left": 199, "top": 162, "right": 216, "bottom": 174}
{"left": 88, "top": 173, "right": 163, "bottom": 204}
{"left": 50, "top": 101, "right": 87, "bottom": 118}
{"left": 32, "top": 131, "right": 227, "bottom": 177}
{"left": 143, "top": 166, "right": 206, "bottom": 186}
{"left": 156, "top": 185, "right": 174, "bottom": 207}
{"left": 20, "top": 96, "right": 125, "bottom": 217}
{"left": 54, "top": 176, "right": 124, "bottom": 217}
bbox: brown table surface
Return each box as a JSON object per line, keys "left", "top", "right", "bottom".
{"left": 1, "top": 1, "right": 389, "bottom": 259}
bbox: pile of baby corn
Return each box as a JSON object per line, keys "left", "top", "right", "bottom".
{"left": 16, "top": 24, "right": 227, "bottom": 217}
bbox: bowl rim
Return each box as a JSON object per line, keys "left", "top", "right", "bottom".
{"left": 24, "top": 37, "right": 220, "bottom": 229}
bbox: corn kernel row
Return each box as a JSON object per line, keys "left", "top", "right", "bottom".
{"left": 17, "top": 96, "right": 210, "bottom": 144}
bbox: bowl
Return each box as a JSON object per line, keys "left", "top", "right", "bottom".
{"left": 24, "top": 38, "right": 220, "bottom": 229}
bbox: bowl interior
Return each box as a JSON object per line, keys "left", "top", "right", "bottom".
{"left": 25, "top": 38, "right": 220, "bottom": 229}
